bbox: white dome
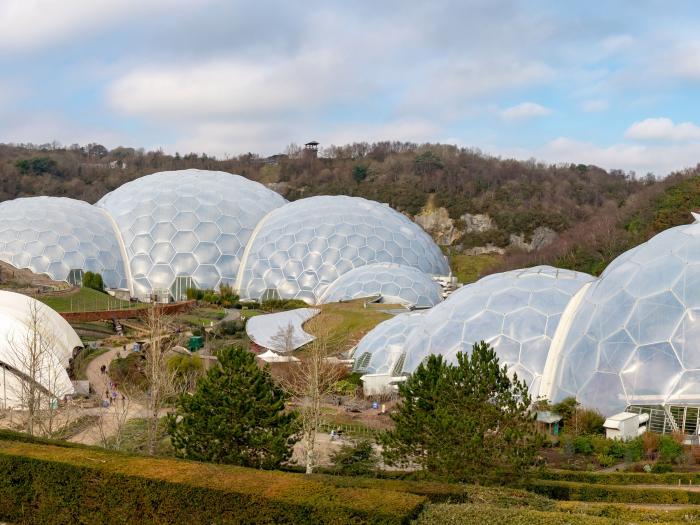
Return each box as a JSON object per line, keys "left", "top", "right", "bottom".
{"left": 319, "top": 263, "right": 442, "bottom": 308}
{"left": 0, "top": 197, "right": 127, "bottom": 288}
{"left": 353, "top": 311, "right": 425, "bottom": 375}
{"left": 236, "top": 196, "right": 449, "bottom": 304}
{"left": 97, "top": 169, "right": 286, "bottom": 298}
{"left": 402, "top": 266, "right": 594, "bottom": 395}
{"left": 0, "top": 291, "right": 80, "bottom": 408}
{"left": 546, "top": 217, "right": 700, "bottom": 414}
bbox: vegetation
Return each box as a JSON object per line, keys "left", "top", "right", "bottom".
{"left": 186, "top": 284, "right": 239, "bottom": 307}
{"left": 0, "top": 436, "right": 425, "bottom": 525}
{"left": 449, "top": 253, "right": 500, "bottom": 283}
{"left": 330, "top": 440, "right": 379, "bottom": 476}
{"left": 381, "top": 342, "right": 540, "bottom": 482}
{"left": 81, "top": 271, "right": 104, "bottom": 291}
{"left": 40, "top": 286, "right": 143, "bottom": 312}
{"left": 167, "top": 347, "right": 298, "bottom": 469}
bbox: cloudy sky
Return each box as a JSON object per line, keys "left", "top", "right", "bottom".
{"left": 1, "top": 0, "right": 699, "bottom": 175}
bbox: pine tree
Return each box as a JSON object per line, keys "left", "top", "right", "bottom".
{"left": 381, "top": 341, "right": 539, "bottom": 482}
{"left": 167, "top": 346, "right": 298, "bottom": 469}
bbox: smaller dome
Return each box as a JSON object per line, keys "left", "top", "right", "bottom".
{"left": 319, "top": 263, "right": 442, "bottom": 308}
{"left": 353, "top": 312, "right": 425, "bottom": 375}
{"left": 0, "top": 291, "right": 81, "bottom": 408}
{"left": 0, "top": 197, "right": 127, "bottom": 288}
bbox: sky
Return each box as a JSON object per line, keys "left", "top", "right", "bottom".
{"left": 1, "top": 0, "right": 700, "bottom": 175}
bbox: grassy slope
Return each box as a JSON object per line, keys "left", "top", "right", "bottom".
{"left": 40, "top": 287, "right": 146, "bottom": 312}
{"left": 449, "top": 254, "right": 500, "bottom": 283}
{"left": 303, "top": 299, "right": 394, "bottom": 351}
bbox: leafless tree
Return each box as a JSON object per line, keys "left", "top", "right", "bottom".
{"left": 95, "top": 386, "right": 134, "bottom": 451}
{"left": 280, "top": 319, "right": 344, "bottom": 474}
{"left": 4, "top": 300, "right": 65, "bottom": 436}
{"left": 269, "top": 322, "right": 295, "bottom": 353}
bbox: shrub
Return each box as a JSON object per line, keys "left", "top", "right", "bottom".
{"left": 528, "top": 479, "right": 700, "bottom": 504}
{"left": 651, "top": 463, "right": 673, "bottom": 473}
{"left": 0, "top": 438, "right": 425, "bottom": 524}
{"left": 330, "top": 440, "right": 379, "bottom": 476}
{"left": 572, "top": 436, "right": 594, "bottom": 456}
{"left": 82, "top": 271, "right": 104, "bottom": 291}
{"left": 658, "top": 435, "right": 684, "bottom": 464}
{"left": 596, "top": 454, "right": 616, "bottom": 468}
{"left": 217, "top": 319, "right": 245, "bottom": 336}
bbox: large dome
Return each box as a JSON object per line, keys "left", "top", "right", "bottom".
{"left": 353, "top": 311, "right": 425, "bottom": 375}
{"left": 0, "top": 197, "right": 127, "bottom": 289}
{"left": 319, "top": 263, "right": 442, "bottom": 308}
{"left": 0, "top": 291, "right": 80, "bottom": 408}
{"left": 402, "top": 266, "right": 594, "bottom": 395}
{"left": 544, "top": 216, "right": 700, "bottom": 415}
{"left": 97, "top": 169, "right": 286, "bottom": 298}
{"left": 236, "top": 196, "right": 449, "bottom": 304}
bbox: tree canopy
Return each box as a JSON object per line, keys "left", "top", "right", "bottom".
{"left": 167, "top": 346, "right": 298, "bottom": 469}
{"left": 381, "top": 341, "right": 539, "bottom": 482}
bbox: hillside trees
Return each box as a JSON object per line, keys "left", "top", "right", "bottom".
{"left": 167, "top": 346, "right": 298, "bottom": 468}
{"left": 381, "top": 341, "right": 539, "bottom": 482}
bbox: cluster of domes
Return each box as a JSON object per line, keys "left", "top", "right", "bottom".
{"left": 0, "top": 170, "right": 448, "bottom": 307}
{"left": 356, "top": 213, "right": 700, "bottom": 416}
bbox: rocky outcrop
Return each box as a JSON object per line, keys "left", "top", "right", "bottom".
{"left": 415, "top": 207, "right": 461, "bottom": 245}
{"left": 461, "top": 245, "right": 505, "bottom": 256}
{"left": 461, "top": 213, "right": 494, "bottom": 233}
{"left": 509, "top": 227, "right": 557, "bottom": 252}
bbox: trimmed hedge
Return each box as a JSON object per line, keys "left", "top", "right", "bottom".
{"left": 416, "top": 503, "right": 613, "bottom": 525}
{"left": 0, "top": 439, "right": 425, "bottom": 524}
{"left": 541, "top": 468, "right": 700, "bottom": 486}
{"left": 527, "top": 479, "right": 700, "bottom": 504}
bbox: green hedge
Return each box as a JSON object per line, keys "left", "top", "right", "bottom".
{"left": 0, "top": 439, "right": 425, "bottom": 524}
{"left": 416, "top": 503, "right": 613, "bottom": 525}
{"left": 527, "top": 479, "right": 700, "bottom": 504}
{"left": 540, "top": 468, "right": 700, "bottom": 485}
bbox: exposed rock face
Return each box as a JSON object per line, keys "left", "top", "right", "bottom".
{"left": 461, "top": 245, "right": 505, "bottom": 256}
{"left": 509, "top": 227, "right": 557, "bottom": 252}
{"left": 461, "top": 213, "right": 494, "bottom": 233}
{"left": 415, "top": 207, "right": 461, "bottom": 245}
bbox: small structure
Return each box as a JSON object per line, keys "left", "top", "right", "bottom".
{"left": 304, "top": 141, "right": 319, "bottom": 158}
{"left": 360, "top": 373, "right": 407, "bottom": 397}
{"left": 256, "top": 350, "right": 300, "bottom": 363}
{"left": 604, "top": 411, "right": 649, "bottom": 441}
{"left": 536, "top": 411, "right": 562, "bottom": 436}
{"left": 188, "top": 336, "right": 204, "bottom": 352}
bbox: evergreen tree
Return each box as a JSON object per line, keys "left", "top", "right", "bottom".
{"left": 381, "top": 341, "right": 539, "bottom": 482}
{"left": 167, "top": 346, "right": 298, "bottom": 469}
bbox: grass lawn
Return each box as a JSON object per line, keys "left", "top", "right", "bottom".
{"left": 40, "top": 287, "right": 146, "bottom": 313}
{"left": 449, "top": 254, "right": 500, "bottom": 283}
{"left": 303, "top": 299, "right": 395, "bottom": 352}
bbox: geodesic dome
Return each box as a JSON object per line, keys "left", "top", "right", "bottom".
{"left": 97, "top": 169, "right": 286, "bottom": 298}
{"left": 353, "top": 312, "right": 425, "bottom": 375}
{"left": 544, "top": 215, "right": 700, "bottom": 415}
{"left": 0, "top": 291, "right": 80, "bottom": 408}
{"left": 402, "top": 266, "right": 594, "bottom": 395}
{"left": 318, "top": 263, "right": 442, "bottom": 308}
{"left": 0, "top": 197, "right": 127, "bottom": 288}
{"left": 236, "top": 196, "right": 448, "bottom": 304}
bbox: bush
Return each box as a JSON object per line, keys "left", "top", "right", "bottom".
{"left": 330, "top": 440, "right": 379, "bottom": 476}
{"left": 528, "top": 479, "right": 700, "bottom": 504}
{"left": 651, "top": 463, "right": 673, "bottom": 473}
{"left": 217, "top": 319, "right": 245, "bottom": 336}
{"left": 82, "top": 271, "right": 104, "bottom": 291}
{"left": 595, "top": 454, "right": 616, "bottom": 468}
{"left": 0, "top": 438, "right": 425, "bottom": 524}
{"left": 658, "top": 435, "right": 684, "bottom": 464}
{"left": 572, "top": 436, "right": 594, "bottom": 456}
{"left": 260, "top": 298, "right": 309, "bottom": 311}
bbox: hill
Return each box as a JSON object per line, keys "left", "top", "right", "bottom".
{"left": 1, "top": 141, "right": 697, "bottom": 280}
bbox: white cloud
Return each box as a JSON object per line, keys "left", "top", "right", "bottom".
{"left": 498, "top": 136, "right": 700, "bottom": 176}
{"left": 108, "top": 51, "right": 368, "bottom": 120}
{"left": 625, "top": 117, "right": 700, "bottom": 142}
{"left": 0, "top": 0, "right": 185, "bottom": 52}
{"left": 668, "top": 42, "right": 700, "bottom": 80}
{"left": 500, "top": 102, "right": 551, "bottom": 120}
{"left": 581, "top": 99, "right": 609, "bottom": 112}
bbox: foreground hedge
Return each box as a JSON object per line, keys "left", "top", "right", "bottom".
{"left": 527, "top": 479, "right": 700, "bottom": 504}
{"left": 0, "top": 439, "right": 425, "bottom": 524}
{"left": 541, "top": 468, "right": 700, "bottom": 486}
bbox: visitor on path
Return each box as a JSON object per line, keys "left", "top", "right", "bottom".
{"left": 100, "top": 364, "right": 106, "bottom": 375}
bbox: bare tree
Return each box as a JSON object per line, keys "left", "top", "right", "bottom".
{"left": 4, "top": 299, "right": 66, "bottom": 436}
{"left": 280, "top": 319, "right": 344, "bottom": 474}
{"left": 269, "top": 322, "right": 295, "bottom": 353}
{"left": 95, "top": 387, "right": 133, "bottom": 451}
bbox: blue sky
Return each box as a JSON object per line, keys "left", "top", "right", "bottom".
{"left": 1, "top": 0, "right": 700, "bottom": 175}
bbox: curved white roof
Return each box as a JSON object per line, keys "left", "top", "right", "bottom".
{"left": 546, "top": 216, "right": 700, "bottom": 414}
{"left": 0, "top": 291, "right": 80, "bottom": 408}
{"left": 353, "top": 311, "right": 425, "bottom": 375}
{"left": 97, "top": 169, "right": 287, "bottom": 297}
{"left": 319, "top": 263, "right": 442, "bottom": 308}
{"left": 237, "top": 196, "right": 449, "bottom": 304}
{"left": 402, "top": 266, "right": 594, "bottom": 395}
{"left": 0, "top": 197, "right": 128, "bottom": 288}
